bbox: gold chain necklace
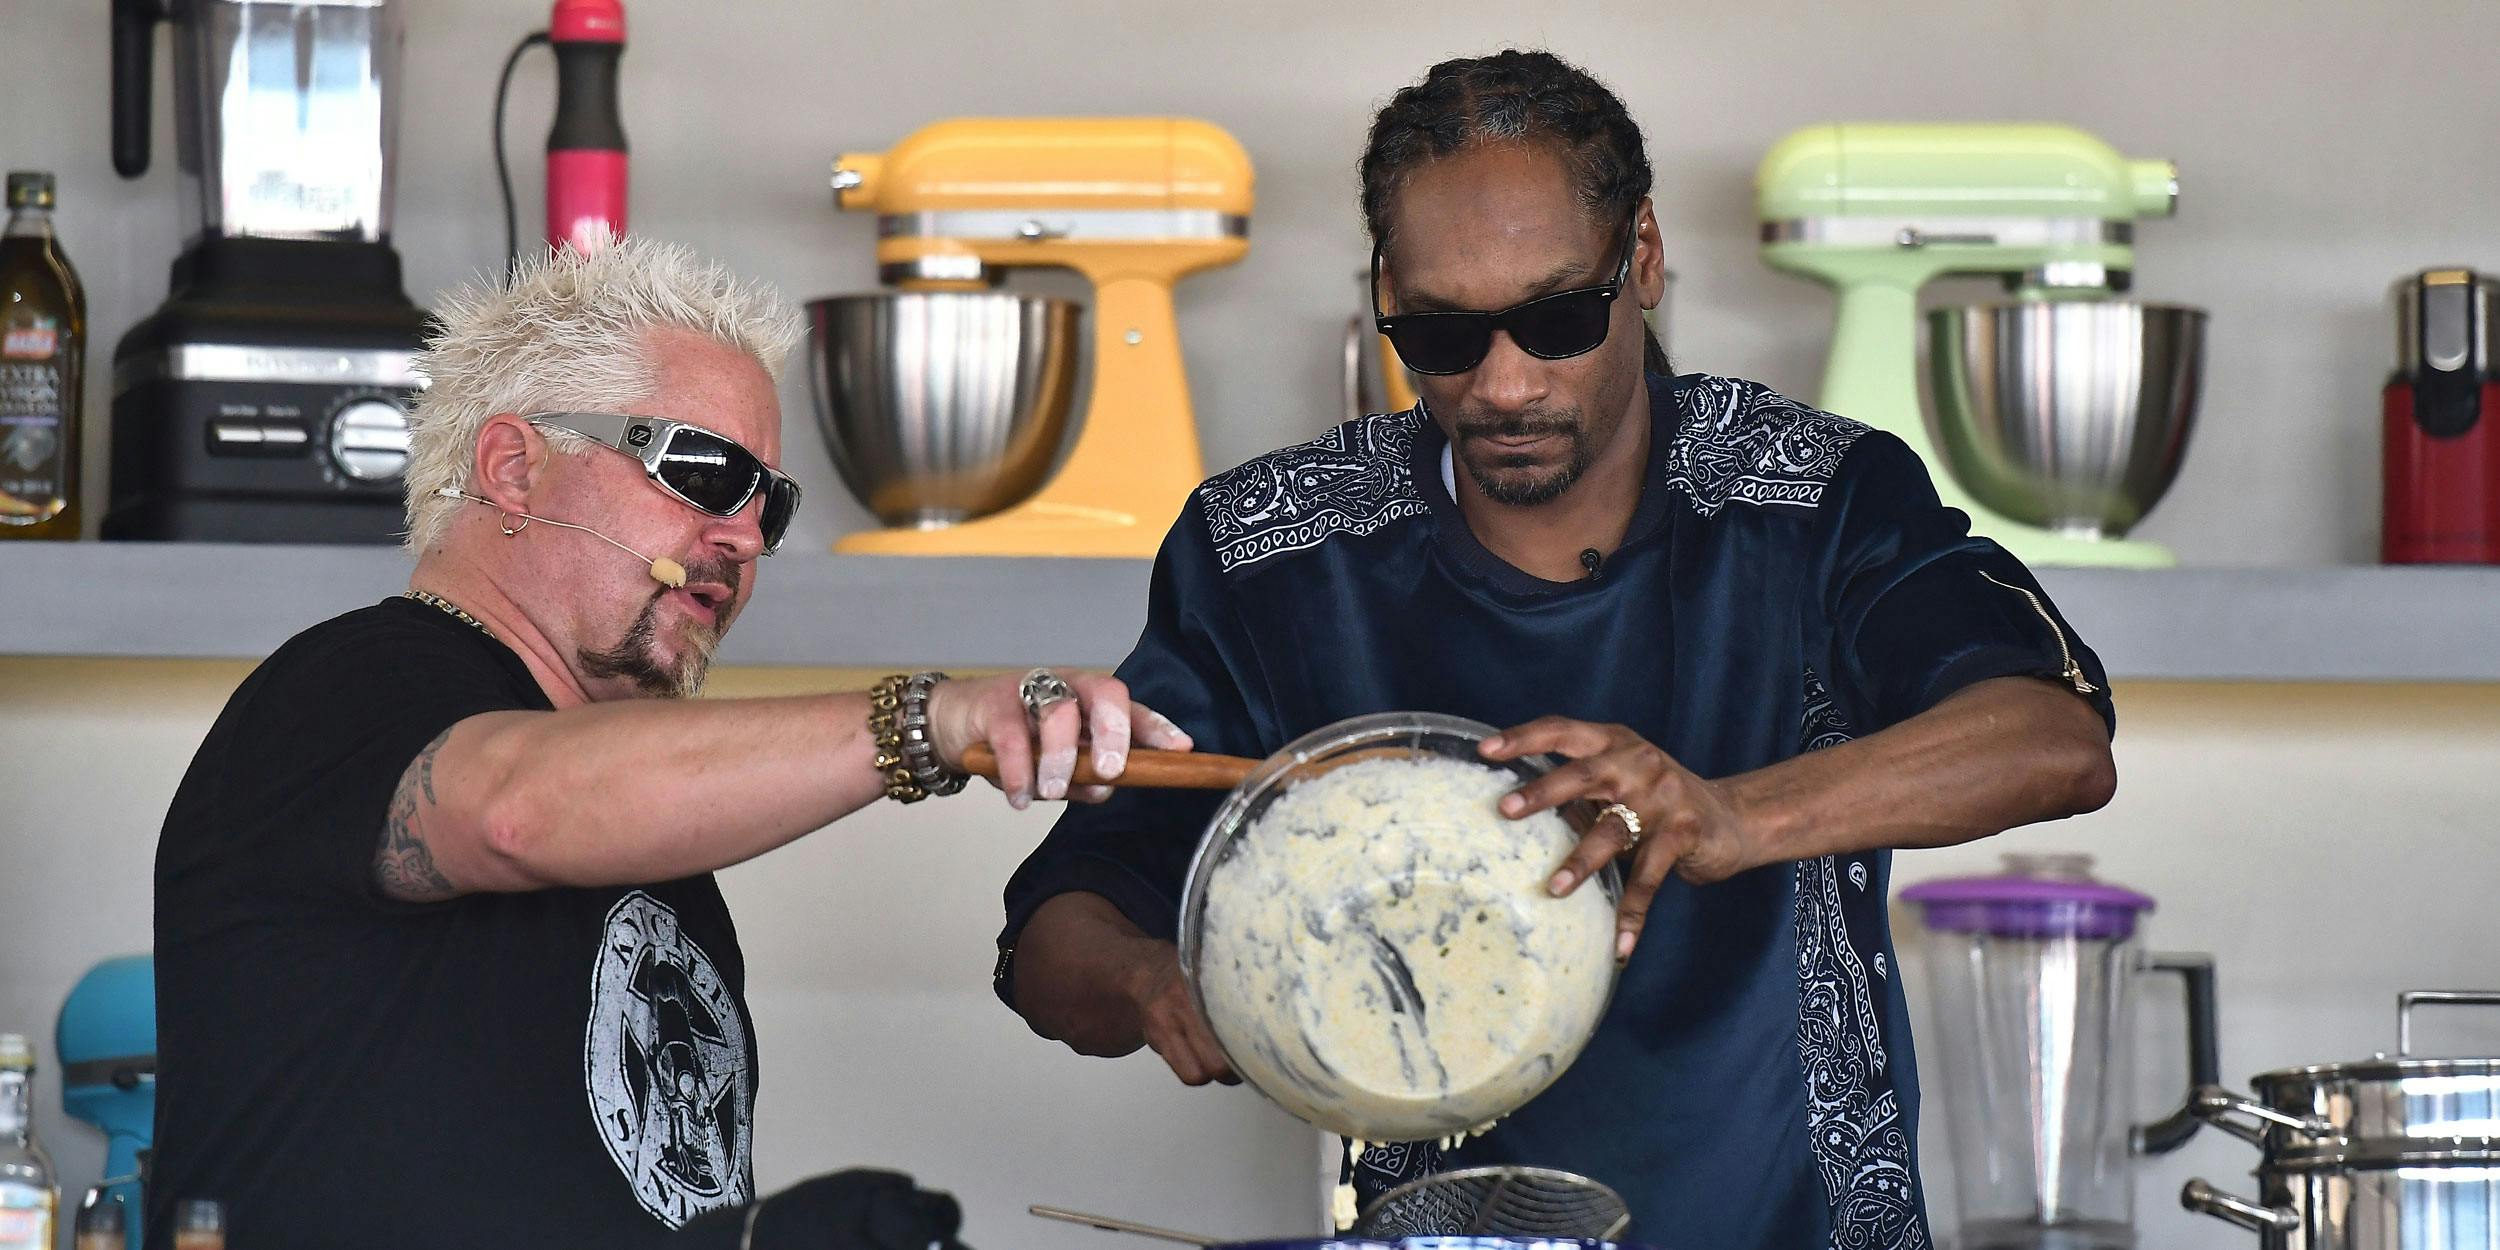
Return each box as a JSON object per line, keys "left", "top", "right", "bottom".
{"left": 401, "top": 590, "right": 492, "bottom": 637}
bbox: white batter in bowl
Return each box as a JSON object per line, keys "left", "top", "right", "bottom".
{"left": 1178, "top": 713, "right": 1620, "bottom": 1142}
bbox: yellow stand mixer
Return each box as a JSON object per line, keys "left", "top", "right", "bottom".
{"left": 819, "top": 118, "right": 1252, "bottom": 556}
{"left": 1757, "top": 123, "right": 2207, "bottom": 567}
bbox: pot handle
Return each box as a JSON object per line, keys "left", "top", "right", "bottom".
{"left": 2191, "top": 1085, "right": 2337, "bottom": 1148}
{"left": 2182, "top": 1179, "right": 2299, "bottom": 1234}
{"left": 2397, "top": 990, "right": 2500, "bottom": 1056}
{"left": 2134, "top": 952, "right": 2220, "bottom": 1154}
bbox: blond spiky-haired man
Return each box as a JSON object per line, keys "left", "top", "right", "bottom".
{"left": 149, "top": 236, "right": 1184, "bottom": 1249}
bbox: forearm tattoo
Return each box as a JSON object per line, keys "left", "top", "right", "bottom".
{"left": 376, "top": 726, "right": 459, "bottom": 902}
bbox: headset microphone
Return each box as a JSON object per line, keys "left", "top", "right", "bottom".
{"left": 437, "top": 487, "right": 687, "bottom": 588}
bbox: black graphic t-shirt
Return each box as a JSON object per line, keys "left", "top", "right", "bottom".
{"left": 150, "top": 598, "right": 758, "bottom": 1250}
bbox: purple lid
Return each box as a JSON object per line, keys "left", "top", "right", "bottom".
{"left": 1900, "top": 854, "right": 2153, "bottom": 941}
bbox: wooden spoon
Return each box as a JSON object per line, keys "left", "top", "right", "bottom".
{"left": 958, "top": 743, "right": 1260, "bottom": 791}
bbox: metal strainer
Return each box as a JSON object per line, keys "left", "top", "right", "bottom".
{"left": 1355, "top": 1165, "right": 1632, "bottom": 1241}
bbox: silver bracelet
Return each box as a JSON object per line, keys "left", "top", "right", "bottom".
{"left": 897, "top": 672, "right": 968, "bottom": 798}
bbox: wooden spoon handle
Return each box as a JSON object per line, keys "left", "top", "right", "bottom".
{"left": 958, "top": 744, "right": 1259, "bottom": 791}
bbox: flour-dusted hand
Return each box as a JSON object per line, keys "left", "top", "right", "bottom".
{"left": 927, "top": 670, "right": 1193, "bottom": 809}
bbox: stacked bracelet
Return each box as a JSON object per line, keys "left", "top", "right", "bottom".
{"left": 869, "top": 672, "right": 967, "bottom": 803}
{"left": 899, "top": 672, "right": 966, "bottom": 799}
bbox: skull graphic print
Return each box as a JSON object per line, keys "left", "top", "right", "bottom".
{"left": 585, "top": 891, "right": 754, "bottom": 1227}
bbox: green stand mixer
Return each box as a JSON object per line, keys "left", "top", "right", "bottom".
{"left": 1758, "top": 123, "right": 2207, "bottom": 567}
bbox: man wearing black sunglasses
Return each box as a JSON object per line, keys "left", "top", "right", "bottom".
{"left": 147, "top": 236, "right": 1186, "bottom": 1250}
{"left": 997, "top": 51, "right": 2117, "bottom": 1250}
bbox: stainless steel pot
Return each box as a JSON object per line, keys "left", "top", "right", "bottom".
{"left": 2184, "top": 991, "right": 2500, "bottom": 1250}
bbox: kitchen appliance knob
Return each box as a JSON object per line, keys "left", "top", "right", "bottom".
{"left": 331, "top": 397, "right": 412, "bottom": 482}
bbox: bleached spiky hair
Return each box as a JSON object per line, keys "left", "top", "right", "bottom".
{"left": 401, "top": 232, "right": 804, "bottom": 553}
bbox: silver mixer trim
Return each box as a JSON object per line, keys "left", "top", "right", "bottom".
{"left": 1761, "top": 217, "right": 2131, "bottom": 249}
{"left": 114, "top": 345, "right": 425, "bottom": 393}
{"left": 879, "top": 210, "right": 1250, "bottom": 243}
{"left": 879, "top": 256, "right": 998, "bottom": 286}
{"left": 2022, "top": 261, "right": 2124, "bottom": 291}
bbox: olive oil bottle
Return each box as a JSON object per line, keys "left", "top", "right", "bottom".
{"left": 0, "top": 1035, "right": 56, "bottom": 1250}
{"left": 0, "top": 172, "right": 85, "bottom": 539}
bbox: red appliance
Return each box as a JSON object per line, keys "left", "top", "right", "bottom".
{"left": 546, "top": 0, "right": 627, "bottom": 251}
{"left": 2384, "top": 269, "right": 2500, "bottom": 564}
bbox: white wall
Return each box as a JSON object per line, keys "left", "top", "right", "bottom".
{"left": 3, "top": 0, "right": 2497, "bottom": 562}
{"left": 6, "top": 1, "right": 2500, "bottom": 1248}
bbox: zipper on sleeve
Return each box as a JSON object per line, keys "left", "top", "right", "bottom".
{"left": 1980, "top": 571, "right": 2098, "bottom": 696}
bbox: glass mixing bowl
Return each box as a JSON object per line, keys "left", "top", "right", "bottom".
{"left": 1178, "top": 712, "right": 1622, "bottom": 1142}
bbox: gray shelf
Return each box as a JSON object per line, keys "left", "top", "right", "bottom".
{"left": 0, "top": 542, "right": 1151, "bottom": 670}
{"left": 2036, "top": 566, "right": 2499, "bottom": 684}
{"left": 0, "top": 543, "right": 2493, "bottom": 681}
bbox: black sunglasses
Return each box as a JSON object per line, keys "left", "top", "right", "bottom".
{"left": 525, "top": 411, "right": 802, "bottom": 555}
{"left": 1371, "top": 216, "right": 1639, "bottom": 376}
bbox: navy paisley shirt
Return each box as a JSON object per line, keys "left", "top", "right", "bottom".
{"left": 997, "top": 373, "right": 2115, "bottom": 1250}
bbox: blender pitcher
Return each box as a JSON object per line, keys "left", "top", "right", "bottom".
{"left": 1901, "top": 854, "right": 2217, "bottom": 1250}
{"left": 113, "top": 0, "right": 405, "bottom": 243}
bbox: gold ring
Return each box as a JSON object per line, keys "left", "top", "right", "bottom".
{"left": 1603, "top": 802, "right": 1644, "bottom": 850}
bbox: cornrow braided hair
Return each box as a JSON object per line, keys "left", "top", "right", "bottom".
{"left": 1361, "top": 49, "right": 1671, "bottom": 377}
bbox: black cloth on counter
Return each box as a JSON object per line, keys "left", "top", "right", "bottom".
{"left": 678, "top": 1170, "right": 970, "bottom": 1250}
{"left": 150, "top": 596, "right": 759, "bottom": 1249}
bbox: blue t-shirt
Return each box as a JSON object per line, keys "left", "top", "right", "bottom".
{"left": 996, "top": 373, "right": 2115, "bottom": 1250}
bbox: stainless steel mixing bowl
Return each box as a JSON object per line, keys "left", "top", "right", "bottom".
{"left": 806, "top": 292, "right": 1081, "bottom": 528}
{"left": 1927, "top": 300, "right": 2207, "bottom": 538}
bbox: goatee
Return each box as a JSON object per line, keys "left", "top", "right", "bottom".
{"left": 577, "top": 558, "right": 740, "bottom": 698}
{"left": 1455, "top": 411, "right": 1592, "bottom": 507}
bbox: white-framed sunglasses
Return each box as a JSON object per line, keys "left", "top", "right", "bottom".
{"left": 526, "top": 411, "right": 801, "bottom": 555}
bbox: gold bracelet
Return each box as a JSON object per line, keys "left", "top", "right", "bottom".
{"left": 868, "top": 673, "right": 926, "bottom": 803}
{"left": 870, "top": 671, "right": 961, "bottom": 803}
